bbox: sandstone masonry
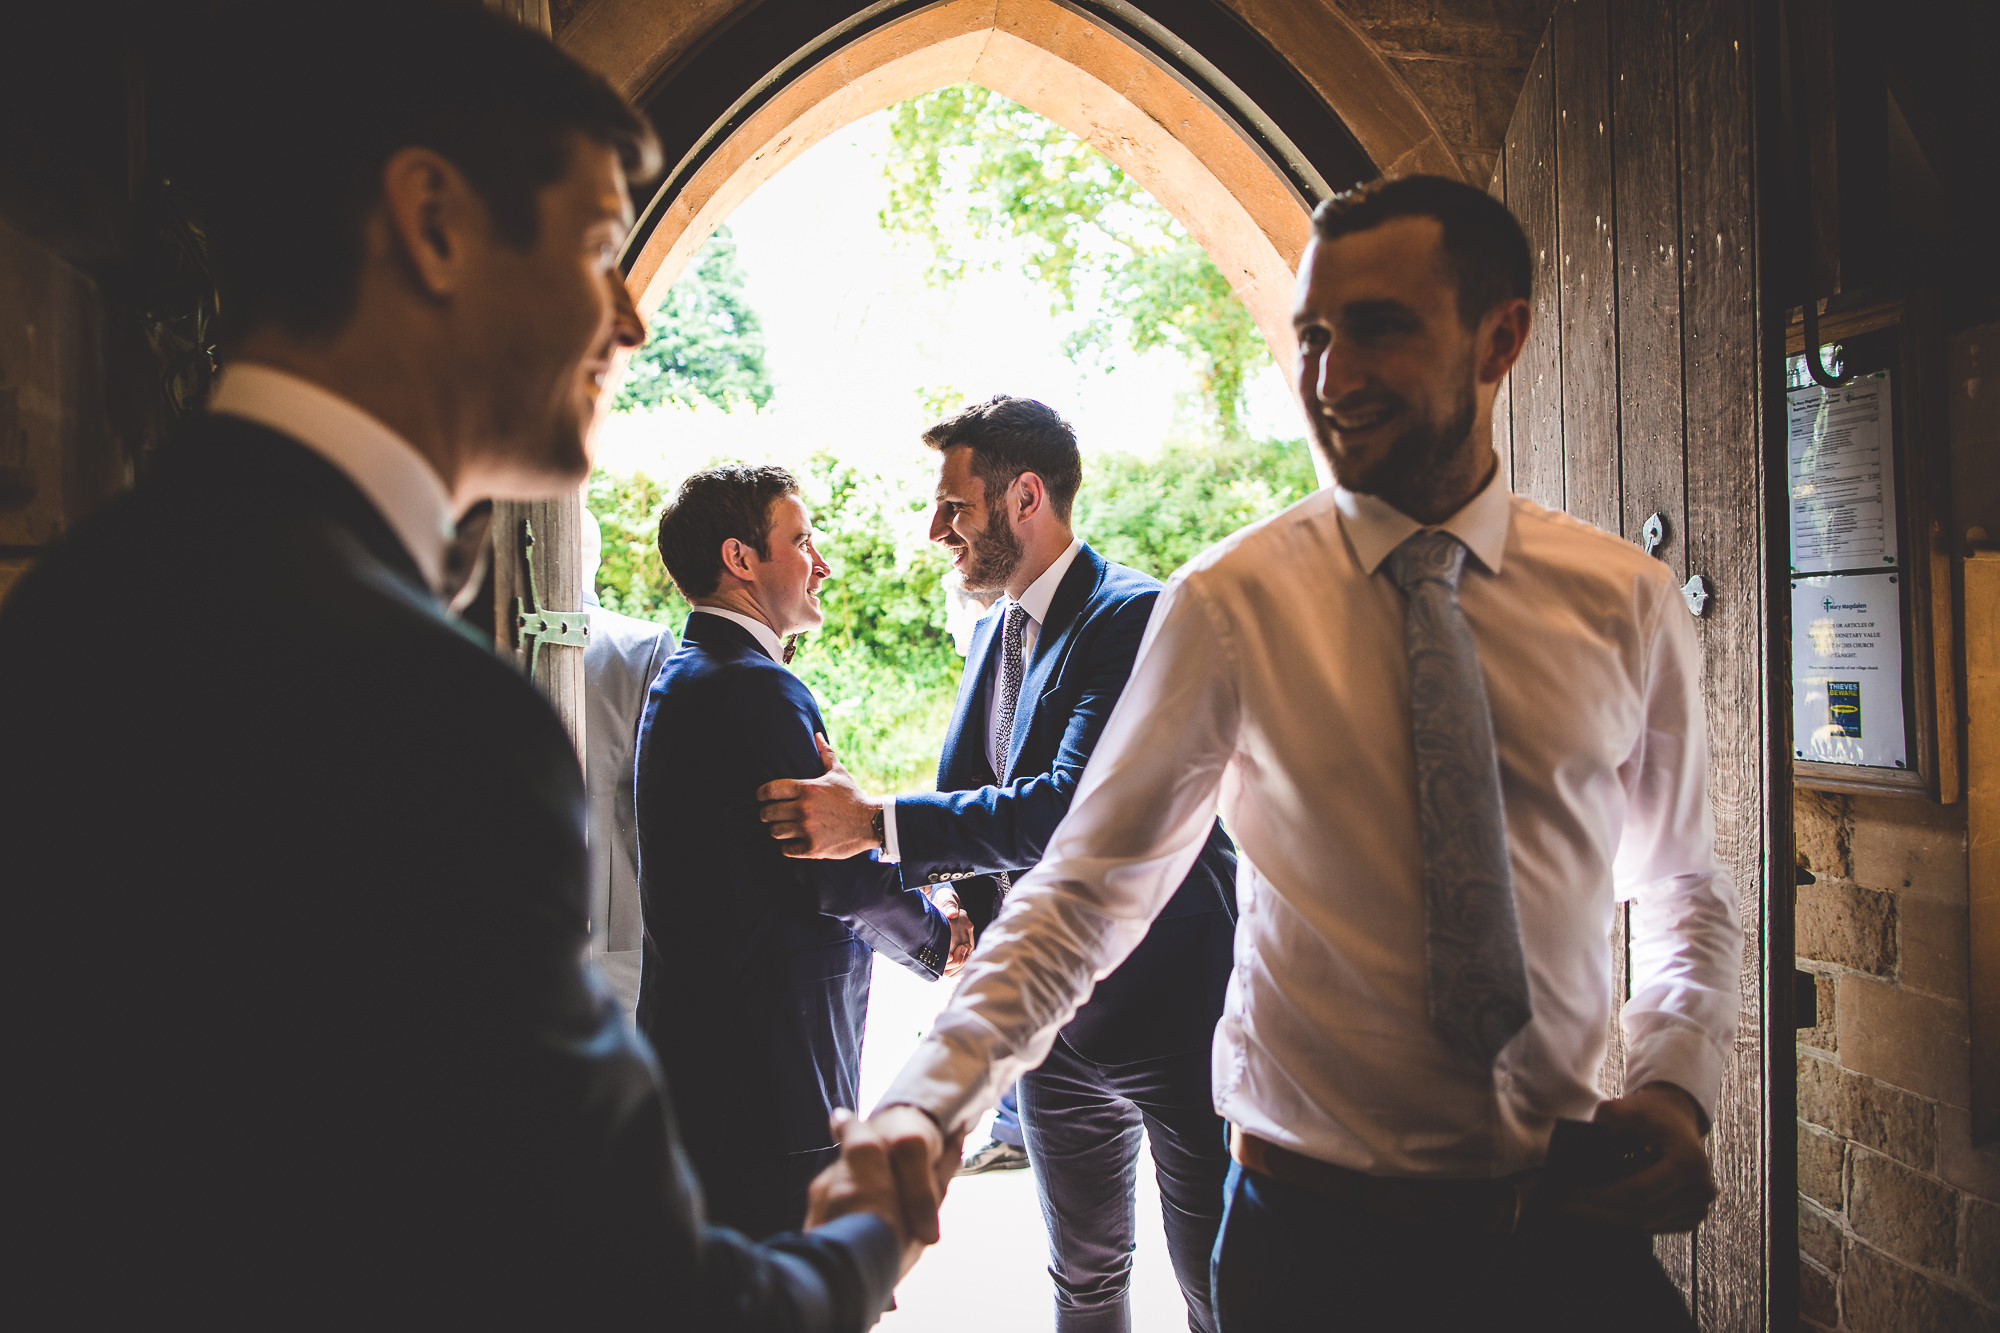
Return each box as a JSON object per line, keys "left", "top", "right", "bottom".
{"left": 1796, "top": 790, "right": 1999, "bottom": 1330}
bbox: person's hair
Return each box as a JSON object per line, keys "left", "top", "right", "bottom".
{"left": 656, "top": 465, "right": 801, "bottom": 600}
{"left": 921, "top": 396, "right": 1083, "bottom": 523}
{"left": 194, "top": 0, "right": 661, "bottom": 342}
{"left": 1310, "top": 176, "right": 1532, "bottom": 328}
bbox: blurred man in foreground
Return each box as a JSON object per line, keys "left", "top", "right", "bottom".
{"left": 1, "top": 6, "right": 924, "bottom": 1327}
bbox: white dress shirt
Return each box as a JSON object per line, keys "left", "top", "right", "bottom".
{"left": 688, "top": 605, "right": 786, "bottom": 663}
{"left": 880, "top": 537, "right": 1082, "bottom": 865}
{"left": 208, "top": 363, "right": 455, "bottom": 595}
{"left": 881, "top": 464, "right": 1742, "bottom": 1179}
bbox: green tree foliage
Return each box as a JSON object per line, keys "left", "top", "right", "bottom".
{"left": 881, "top": 85, "right": 1271, "bottom": 437}
{"left": 1074, "top": 435, "right": 1320, "bottom": 581}
{"left": 586, "top": 468, "right": 690, "bottom": 626}
{"left": 613, "top": 226, "right": 774, "bottom": 414}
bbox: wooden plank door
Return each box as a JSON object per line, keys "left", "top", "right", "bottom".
{"left": 1491, "top": 0, "right": 1784, "bottom": 1326}
{"left": 483, "top": 0, "right": 589, "bottom": 762}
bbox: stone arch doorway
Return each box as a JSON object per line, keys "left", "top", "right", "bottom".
{"left": 580, "top": 0, "right": 1465, "bottom": 378}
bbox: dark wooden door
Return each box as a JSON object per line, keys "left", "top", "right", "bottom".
{"left": 1490, "top": 1, "right": 1789, "bottom": 1326}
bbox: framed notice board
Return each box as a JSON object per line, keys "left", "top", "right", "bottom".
{"left": 1787, "top": 293, "right": 1958, "bottom": 801}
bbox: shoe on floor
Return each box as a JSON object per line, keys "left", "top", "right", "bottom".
{"left": 957, "top": 1139, "right": 1030, "bottom": 1176}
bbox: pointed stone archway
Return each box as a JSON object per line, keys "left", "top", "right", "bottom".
{"left": 565, "top": 0, "right": 1480, "bottom": 379}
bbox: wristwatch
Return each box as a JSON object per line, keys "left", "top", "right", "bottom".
{"left": 870, "top": 803, "right": 885, "bottom": 849}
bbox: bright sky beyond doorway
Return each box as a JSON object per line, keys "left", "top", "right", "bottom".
{"left": 593, "top": 105, "right": 1301, "bottom": 485}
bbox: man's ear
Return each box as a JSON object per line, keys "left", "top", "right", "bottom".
{"left": 378, "top": 146, "right": 479, "bottom": 301}
{"left": 1013, "top": 472, "right": 1048, "bottom": 524}
{"left": 718, "top": 536, "right": 757, "bottom": 582}
{"left": 1476, "top": 297, "right": 1532, "bottom": 386}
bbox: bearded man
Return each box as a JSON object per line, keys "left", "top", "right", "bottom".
{"left": 756, "top": 397, "right": 1239, "bottom": 1333}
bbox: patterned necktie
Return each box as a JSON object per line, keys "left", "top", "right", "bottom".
{"left": 991, "top": 600, "right": 1029, "bottom": 784}
{"left": 1384, "top": 530, "right": 1533, "bottom": 1066}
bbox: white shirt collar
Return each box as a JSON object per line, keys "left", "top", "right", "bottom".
{"left": 1334, "top": 451, "right": 1512, "bottom": 579}
{"left": 689, "top": 605, "right": 787, "bottom": 664}
{"left": 208, "top": 363, "right": 455, "bottom": 594}
{"left": 1006, "top": 536, "right": 1084, "bottom": 627}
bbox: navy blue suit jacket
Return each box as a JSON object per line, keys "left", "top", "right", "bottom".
{"left": 634, "top": 613, "right": 952, "bottom": 1222}
{"left": 893, "top": 545, "right": 1237, "bottom": 1063}
{"left": 0, "top": 417, "right": 900, "bottom": 1330}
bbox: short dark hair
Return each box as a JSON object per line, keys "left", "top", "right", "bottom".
{"left": 656, "top": 465, "right": 800, "bottom": 600}
{"left": 1310, "top": 176, "right": 1532, "bottom": 328}
{"left": 195, "top": 0, "right": 661, "bottom": 342}
{"left": 921, "top": 396, "right": 1083, "bottom": 523}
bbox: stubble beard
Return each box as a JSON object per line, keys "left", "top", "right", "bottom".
{"left": 1334, "top": 377, "right": 1480, "bottom": 515}
{"left": 958, "top": 511, "right": 1024, "bottom": 597}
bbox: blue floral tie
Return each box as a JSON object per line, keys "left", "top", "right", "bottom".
{"left": 1384, "top": 530, "right": 1533, "bottom": 1065}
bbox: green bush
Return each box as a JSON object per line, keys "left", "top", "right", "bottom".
{"left": 1074, "top": 436, "right": 1319, "bottom": 581}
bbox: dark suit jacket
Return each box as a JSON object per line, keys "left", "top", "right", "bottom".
{"left": 893, "top": 544, "right": 1237, "bottom": 1063}
{"left": 0, "top": 415, "right": 897, "bottom": 1330}
{"left": 634, "top": 612, "right": 951, "bottom": 1234}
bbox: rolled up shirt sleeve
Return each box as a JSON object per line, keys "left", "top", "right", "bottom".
{"left": 1613, "top": 578, "right": 1744, "bottom": 1124}
{"left": 877, "top": 575, "right": 1243, "bottom": 1136}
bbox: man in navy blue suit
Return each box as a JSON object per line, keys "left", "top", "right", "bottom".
{"left": 636, "top": 464, "right": 975, "bottom": 1243}
{"left": 757, "top": 398, "right": 1238, "bottom": 1332}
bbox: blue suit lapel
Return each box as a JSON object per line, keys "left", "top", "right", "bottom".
{"left": 1001, "top": 545, "right": 1105, "bottom": 784}
{"left": 938, "top": 606, "right": 1003, "bottom": 787}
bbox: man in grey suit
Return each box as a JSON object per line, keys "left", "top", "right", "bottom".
{"left": 582, "top": 509, "right": 675, "bottom": 1010}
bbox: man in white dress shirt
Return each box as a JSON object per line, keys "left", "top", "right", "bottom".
{"left": 860, "top": 176, "right": 1743, "bottom": 1329}
{"left": 580, "top": 509, "right": 675, "bottom": 1010}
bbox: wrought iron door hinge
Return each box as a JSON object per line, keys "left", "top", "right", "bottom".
{"left": 513, "top": 518, "right": 589, "bottom": 677}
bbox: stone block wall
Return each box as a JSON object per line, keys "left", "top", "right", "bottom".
{"left": 1334, "top": 0, "right": 1555, "bottom": 185}
{"left": 1795, "top": 789, "right": 2000, "bottom": 1329}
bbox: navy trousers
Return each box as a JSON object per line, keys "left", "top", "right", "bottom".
{"left": 1209, "top": 1161, "right": 1697, "bottom": 1332}
{"left": 1017, "top": 1036, "right": 1228, "bottom": 1333}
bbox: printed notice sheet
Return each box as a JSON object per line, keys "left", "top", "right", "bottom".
{"left": 1787, "top": 370, "right": 1898, "bottom": 574}
{"left": 1792, "top": 573, "right": 1906, "bottom": 769}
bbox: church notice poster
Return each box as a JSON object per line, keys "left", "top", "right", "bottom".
{"left": 1787, "top": 370, "right": 1898, "bottom": 575}
{"left": 1791, "top": 573, "right": 1907, "bottom": 769}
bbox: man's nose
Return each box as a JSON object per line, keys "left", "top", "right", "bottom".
{"left": 608, "top": 272, "right": 643, "bottom": 349}
{"left": 927, "top": 505, "right": 951, "bottom": 543}
{"left": 1310, "top": 342, "right": 1364, "bottom": 405}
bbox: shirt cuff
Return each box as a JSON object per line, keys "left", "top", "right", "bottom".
{"left": 879, "top": 798, "right": 901, "bottom": 864}
{"left": 1623, "top": 1015, "right": 1729, "bottom": 1127}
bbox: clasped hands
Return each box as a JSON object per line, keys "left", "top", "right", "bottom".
{"left": 1562, "top": 1082, "right": 1717, "bottom": 1234}
{"left": 805, "top": 1106, "right": 963, "bottom": 1278}
{"left": 757, "top": 733, "right": 974, "bottom": 975}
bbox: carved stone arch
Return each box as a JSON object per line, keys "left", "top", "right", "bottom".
{"left": 552, "top": 0, "right": 1468, "bottom": 374}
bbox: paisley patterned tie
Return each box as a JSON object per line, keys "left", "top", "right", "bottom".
{"left": 991, "top": 600, "right": 1029, "bottom": 783}
{"left": 989, "top": 601, "right": 1029, "bottom": 899}
{"left": 1385, "top": 530, "right": 1533, "bottom": 1065}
